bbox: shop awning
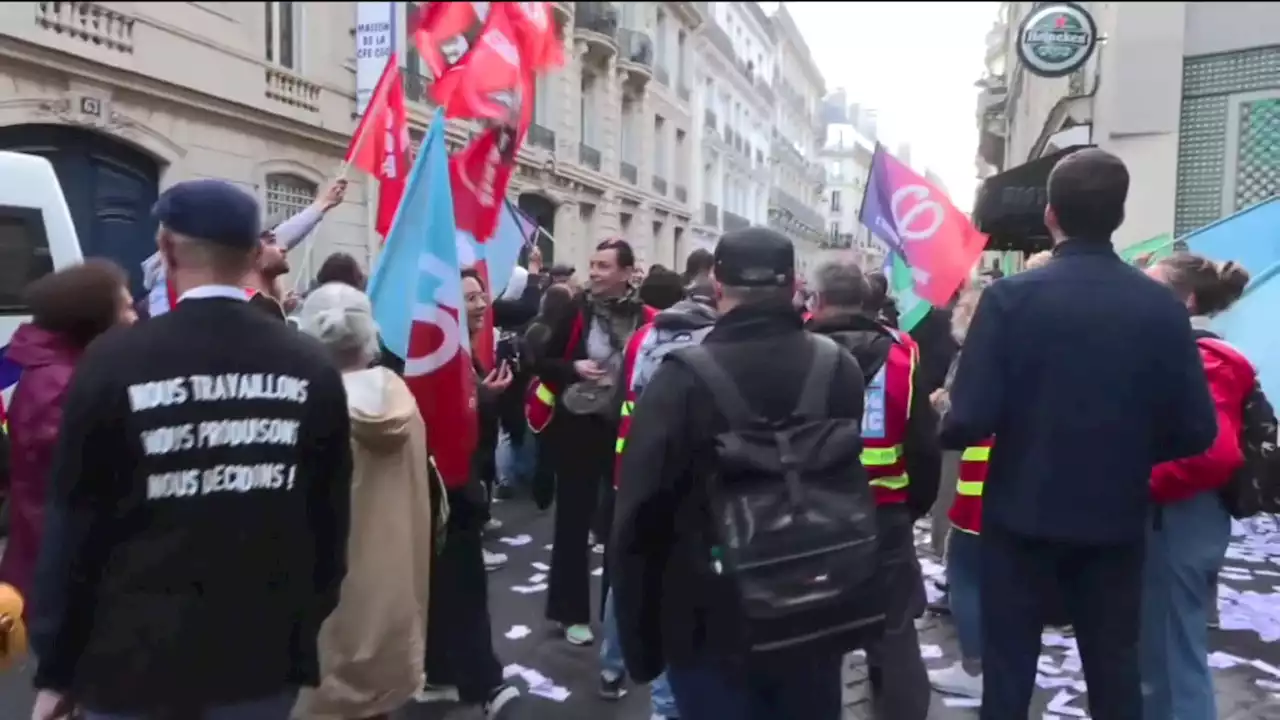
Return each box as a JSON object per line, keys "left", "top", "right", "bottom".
{"left": 972, "top": 144, "right": 1091, "bottom": 253}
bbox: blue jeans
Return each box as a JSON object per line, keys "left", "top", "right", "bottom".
{"left": 666, "top": 653, "right": 843, "bottom": 720}
{"left": 83, "top": 690, "right": 297, "bottom": 720}
{"left": 947, "top": 528, "right": 983, "bottom": 662}
{"left": 601, "top": 589, "right": 677, "bottom": 716}
{"left": 1140, "top": 492, "right": 1230, "bottom": 720}
{"left": 496, "top": 427, "right": 537, "bottom": 488}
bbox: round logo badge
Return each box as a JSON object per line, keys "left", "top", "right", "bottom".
{"left": 1016, "top": 2, "right": 1098, "bottom": 78}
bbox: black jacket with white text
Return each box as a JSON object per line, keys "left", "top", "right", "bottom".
{"left": 31, "top": 297, "right": 352, "bottom": 713}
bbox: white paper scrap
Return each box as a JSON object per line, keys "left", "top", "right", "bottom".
{"left": 531, "top": 561, "right": 551, "bottom": 571}
{"left": 529, "top": 683, "right": 572, "bottom": 702}
{"left": 919, "top": 644, "right": 943, "bottom": 659}
{"left": 1045, "top": 690, "right": 1088, "bottom": 717}
{"left": 592, "top": 567, "right": 604, "bottom": 577}
{"left": 529, "top": 573, "right": 548, "bottom": 584}
{"left": 499, "top": 534, "right": 533, "bottom": 546}
{"left": 1208, "top": 651, "right": 1244, "bottom": 669}
{"left": 941, "top": 697, "right": 981, "bottom": 708}
{"left": 505, "top": 625, "right": 532, "bottom": 640}
{"left": 511, "top": 583, "right": 548, "bottom": 594}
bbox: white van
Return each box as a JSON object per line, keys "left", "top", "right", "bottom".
{"left": 0, "top": 150, "right": 85, "bottom": 403}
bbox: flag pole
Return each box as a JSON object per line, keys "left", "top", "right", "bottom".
{"left": 294, "top": 54, "right": 394, "bottom": 291}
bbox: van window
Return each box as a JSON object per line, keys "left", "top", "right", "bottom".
{"left": 0, "top": 205, "right": 55, "bottom": 314}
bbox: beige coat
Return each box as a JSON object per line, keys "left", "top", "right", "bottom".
{"left": 293, "top": 367, "right": 434, "bottom": 720}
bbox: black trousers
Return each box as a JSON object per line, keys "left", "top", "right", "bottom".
{"left": 531, "top": 431, "right": 556, "bottom": 511}
{"left": 545, "top": 414, "right": 613, "bottom": 626}
{"left": 425, "top": 496, "right": 504, "bottom": 704}
{"left": 866, "top": 506, "right": 930, "bottom": 720}
{"left": 980, "top": 525, "right": 1145, "bottom": 720}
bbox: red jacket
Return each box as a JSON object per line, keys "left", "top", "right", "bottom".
{"left": 0, "top": 324, "right": 83, "bottom": 613}
{"left": 1150, "top": 337, "right": 1256, "bottom": 504}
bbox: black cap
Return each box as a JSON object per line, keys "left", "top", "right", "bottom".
{"left": 152, "top": 179, "right": 262, "bottom": 249}
{"left": 713, "top": 227, "right": 795, "bottom": 287}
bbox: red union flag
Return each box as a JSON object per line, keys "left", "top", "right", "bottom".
{"left": 344, "top": 52, "right": 409, "bottom": 239}
{"left": 450, "top": 124, "right": 519, "bottom": 244}
{"left": 503, "top": 2, "right": 564, "bottom": 73}
{"left": 411, "top": 2, "right": 482, "bottom": 80}
{"left": 431, "top": 3, "right": 526, "bottom": 124}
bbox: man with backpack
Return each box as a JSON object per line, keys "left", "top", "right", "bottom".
{"left": 610, "top": 228, "right": 879, "bottom": 719}
{"left": 597, "top": 277, "right": 718, "bottom": 716}
{"left": 806, "top": 260, "right": 940, "bottom": 720}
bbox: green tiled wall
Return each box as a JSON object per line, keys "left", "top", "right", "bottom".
{"left": 1176, "top": 47, "right": 1280, "bottom": 235}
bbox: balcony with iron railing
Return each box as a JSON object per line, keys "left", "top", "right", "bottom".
{"left": 620, "top": 161, "right": 638, "bottom": 184}
{"left": 617, "top": 28, "right": 654, "bottom": 86}
{"left": 705, "top": 21, "right": 735, "bottom": 61}
{"left": 574, "top": 1, "right": 618, "bottom": 64}
{"left": 579, "top": 142, "right": 602, "bottom": 171}
{"left": 703, "top": 202, "right": 719, "bottom": 227}
{"left": 723, "top": 211, "right": 750, "bottom": 232}
{"left": 653, "top": 175, "right": 668, "bottom": 195}
{"left": 404, "top": 73, "right": 430, "bottom": 105}
{"left": 529, "top": 124, "right": 556, "bottom": 152}
{"left": 769, "top": 188, "right": 825, "bottom": 235}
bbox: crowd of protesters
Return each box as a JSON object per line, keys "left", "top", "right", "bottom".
{"left": 0, "top": 147, "right": 1265, "bottom": 720}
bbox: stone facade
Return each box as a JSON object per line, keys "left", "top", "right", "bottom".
{"left": 0, "top": 1, "right": 707, "bottom": 279}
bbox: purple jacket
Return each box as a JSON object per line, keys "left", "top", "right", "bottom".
{"left": 0, "top": 323, "right": 82, "bottom": 613}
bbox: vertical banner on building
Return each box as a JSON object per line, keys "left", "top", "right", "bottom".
{"left": 355, "top": 2, "right": 396, "bottom": 115}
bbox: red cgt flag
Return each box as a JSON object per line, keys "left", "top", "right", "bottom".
{"left": 502, "top": 2, "right": 564, "bottom": 73}
{"left": 344, "top": 53, "right": 409, "bottom": 239}
{"left": 451, "top": 125, "right": 520, "bottom": 244}
{"left": 411, "top": 1, "right": 482, "bottom": 81}
{"left": 431, "top": 4, "right": 529, "bottom": 124}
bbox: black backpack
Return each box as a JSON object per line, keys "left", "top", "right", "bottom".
{"left": 1223, "top": 380, "right": 1280, "bottom": 518}
{"left": 1194, "top": 333, "right": 1280, "bottom": 518}
{"left": 671, "top": 335, "right": 886, "bottom": 656}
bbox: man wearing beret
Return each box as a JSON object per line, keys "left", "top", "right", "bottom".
{"left": 140, "top": 179, "right": 347, "bottom": 321}
{"left": 30, "top": 179, "right": 353, "bottom": 720}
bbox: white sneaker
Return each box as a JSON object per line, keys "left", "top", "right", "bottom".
{"left": 483, "top": 549, "right": 508, "bottom": 571}
{"left": 413, "top": 683, "right": 460, "bottom": 703}
{"left": 928, "top": 661, "right": 983, "bottom": 699}
{"left": 484, "top": 684, "right": 521, "bottom": 718}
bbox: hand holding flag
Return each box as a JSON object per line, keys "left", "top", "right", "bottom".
{"left": 343, "top": 52, "right": 409, "bottom": 240}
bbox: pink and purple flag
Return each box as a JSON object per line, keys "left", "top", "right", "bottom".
{"left": 860, "top": 146, "right": 987, "bottom": 307}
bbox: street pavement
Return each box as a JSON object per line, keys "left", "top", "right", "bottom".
{"left": 4, "top": 508, "right": 1280, "bottom": 719}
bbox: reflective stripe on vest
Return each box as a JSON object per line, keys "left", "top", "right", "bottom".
{"left": 861, "top": 332, "right": 917, "bottom": 503}
{"left": 524, "top": 311, "right": 589, "bottom": 433}
{"left": 615, "top": 399, "right": 636, "bottom": 453}
{"left": 612, "top": 323, "right": 655, "bottom": 486}
{"left": 535, "top": 383, "right": 555, "bottom": 405}
{"left": 949, "top": 438, "right": 993, "bottom": 535}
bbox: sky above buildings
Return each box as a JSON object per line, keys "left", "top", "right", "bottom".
{"left": 763, "top": 1, "right": 999, "bottom": 211}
